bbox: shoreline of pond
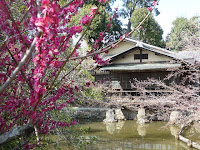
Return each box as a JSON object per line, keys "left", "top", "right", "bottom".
{"left": 64, "top": 107, "right": 169, "bottom": 123}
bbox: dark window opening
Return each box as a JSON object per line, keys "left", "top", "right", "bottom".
{"left": 134, "top": 54, "right": 148, "bottom": 60}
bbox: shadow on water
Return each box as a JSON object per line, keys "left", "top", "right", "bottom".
{"left": 87, "top": 128, "right": 105, "bottom": 134}
{"left": 81, "top": 121, "right": 199, "bottom": 150}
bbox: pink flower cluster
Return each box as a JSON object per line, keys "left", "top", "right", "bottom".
{"left": 80, "top": 15, "right": 91, "bottom": 25}
{"left": 80, "top": 7, "right": 98, "bottom": 25}
{"left": 147, "top": 0, "right": 158, "bottom": 11}
{"left": 98, "top": 0, "right": 108, "bottom": 3}
{"left": 147, "top": 6, "right": 152, "bottom": 11}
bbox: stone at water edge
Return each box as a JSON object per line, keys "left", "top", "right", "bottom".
{"left": 115, "top": 109, "right": 126, "bottom": 120}
{"left": 103, "top": 109, "right": 117, "bottom": 123}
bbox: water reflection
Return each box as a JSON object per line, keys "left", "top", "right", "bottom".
{"left": 104, "top": 120, "right": 148, "bottom": 137}
{"left": 82, "top": 121, "right": 198, "bottom": 150}
{"left": 104, "top": 121, "right": 125, "bottom": 134}
{"left": 105, "top": 122, "right": 115, "bottom": 134}
{"left": 169, "top": 125, "right": 179, "bottom": 136}
{"left": 116, "top": 121, "right": 124, "bottom": 133}
{"left": 137, "top": 123, "right": 147, "bottom": 137}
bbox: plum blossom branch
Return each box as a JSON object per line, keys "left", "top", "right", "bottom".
{"left": 20, "top": 6, "right": 31, "bottom": 23}
{"left": 5, "top": 45, "right": 34, "bottom": 90}
{"left": 0, "top": 28, "right": 32, "bottom": 45}
{"left": 47, "top": 5, "right": 101, "bottom": 92}
{"left": 61, "top": 0, "right": 75, "bottom": 9}
{"left": 0, "top": 0, "right": 106, "bottom": 146}
{"left": 0, "top": 35, "right": 38, "bottom": 94}
{"left": 4, "top": 0, "right": 29, "bottom": 48}
{"left": 0, "top": 0, "right": 43, "bottom": 94}
{"left": 54, "top": 59, "right": 84, "bottom": 90}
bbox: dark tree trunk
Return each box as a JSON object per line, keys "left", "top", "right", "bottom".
{"left": 127, "top": 19, "right": 132, "bottom": 33}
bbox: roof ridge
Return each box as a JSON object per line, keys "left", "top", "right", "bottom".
{"left": 125, "top": 37, "right": 174, "bottom": 54}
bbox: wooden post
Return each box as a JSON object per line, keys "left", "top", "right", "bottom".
{"left": 140, "top": 48, "right": 142, "bottom": 63}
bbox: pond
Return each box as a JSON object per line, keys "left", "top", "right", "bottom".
{"left": 81, "top": 121, "right": 199, "bottom": 150}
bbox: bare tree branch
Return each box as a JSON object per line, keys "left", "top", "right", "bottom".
{"left": 47, "top": 2, "right": 102, "bottom": 93}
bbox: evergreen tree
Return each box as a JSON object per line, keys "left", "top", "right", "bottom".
{"left": 120, "top": 0, "right": 159, "bottom": 33}
{"left": 70, "top": 2, "right": 122, "bottom": 46}
{"left": 130, "top": 7, "right": 165, "bottom": 47}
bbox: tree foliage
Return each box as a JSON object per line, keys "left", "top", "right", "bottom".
{"left": 130, "top": 7, "right": 165, "bottom": 47}
{"left": 166, "top": 16, "right": 199, "bottom": 51}
{"left": 120, "top": 0, "right": 159, "bottom": 32}
{"left": 70, "top": 4, "right": 122, "bottom": 46}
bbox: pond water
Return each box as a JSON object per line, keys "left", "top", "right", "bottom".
{"left": 81, "top": 121, "right": 199, "bottom": 150}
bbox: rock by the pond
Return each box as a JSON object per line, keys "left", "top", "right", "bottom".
{"left": 169, "top": 111, "right": 180, "bottom": 123}
{"left": 115, "top": 109, "right": 125, "bottom": 121}
{"left": 103, "top": 109, "right": 117, "bottom": 123}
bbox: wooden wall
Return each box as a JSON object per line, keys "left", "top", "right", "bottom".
{"left": 95, "top": 71, "right": 176, "bottom": 90}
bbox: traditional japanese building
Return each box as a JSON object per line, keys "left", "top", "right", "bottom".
{"left": 92, "top": 38, "right": 183, "bottom": 94}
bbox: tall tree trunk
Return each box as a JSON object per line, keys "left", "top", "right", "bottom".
{"left": 126, "top": 2, "right": 136, "bottom": 33}
{"left": 127, "top": 19, "right": 132, "bottom": 33}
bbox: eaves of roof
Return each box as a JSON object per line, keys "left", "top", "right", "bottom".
{"left": 100, "top": 63, "right": 181, "bottom": 71}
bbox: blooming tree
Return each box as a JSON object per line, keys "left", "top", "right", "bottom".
{"left": 0, "top": 0, "right": 111, "bottom": 147}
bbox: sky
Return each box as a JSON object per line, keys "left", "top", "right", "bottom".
{"left": 155, "top": 0, "right": 200, "bottom": 38}
{"left": 113, "top": 0, "right": 200, "bottom": 39}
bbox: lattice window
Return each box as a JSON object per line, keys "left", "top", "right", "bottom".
{"left": 134, "top": 54, "right": 148, "bottom": 60}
